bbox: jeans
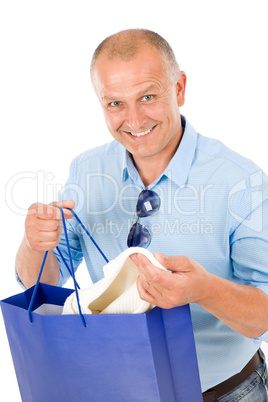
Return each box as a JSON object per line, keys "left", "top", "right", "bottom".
{"left": 217, "top": 349, "right": 268, "bottom": 401}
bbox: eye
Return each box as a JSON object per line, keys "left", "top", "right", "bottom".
{"left": 109, "top": 101, "right": 121, "bottom": 107}
{"left": 142, "top": 95, "right": 154, "bottom": 102}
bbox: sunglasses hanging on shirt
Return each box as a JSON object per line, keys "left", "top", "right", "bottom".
{"left": 127, "top": 189, "right": 161, "bottom": 248}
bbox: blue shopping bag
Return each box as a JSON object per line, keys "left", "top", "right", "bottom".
{"left": 0, "top": 208, "right": 202, "bottom": 402}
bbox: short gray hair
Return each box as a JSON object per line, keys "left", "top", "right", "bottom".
{"left": 90, "top": 29, "right": 181, "bottom": 85}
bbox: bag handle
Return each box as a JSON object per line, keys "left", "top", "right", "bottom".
{"left": 28, "top": 207, "right": 109, "bottom": 327}
{"left": 68, "top": 208, "right": 109, "bottom": 264}
{"left": 52, "top": 208, "right": 109, "bottom": 288}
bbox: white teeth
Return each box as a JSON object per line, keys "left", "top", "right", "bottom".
{"left": 130, "top": 127, "right": 153, "bottom": 137}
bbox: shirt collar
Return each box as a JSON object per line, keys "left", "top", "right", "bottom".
{"left": 122, "top": 151, "right": 142, "bottom": 185}
{"left": 121, "top": 115, "right": 197, "bottom": 187}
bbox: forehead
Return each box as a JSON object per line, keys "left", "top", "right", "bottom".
{"left": 93, "top": 47, "right": 169, "bottom": 99}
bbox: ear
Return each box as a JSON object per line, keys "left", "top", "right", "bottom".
{"left": 176, "top": 71, "right": 187, "bottom": 107}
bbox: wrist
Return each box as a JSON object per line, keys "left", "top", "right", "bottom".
{"left": 196, "top": 272, "right": 218, "bottom": 307}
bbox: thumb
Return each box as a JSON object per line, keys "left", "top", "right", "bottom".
{"left": 154, "top": 252, "right": 187, "bottom": 272}
{"left": 50, "top": 200, "right": 75, "bottom": 219}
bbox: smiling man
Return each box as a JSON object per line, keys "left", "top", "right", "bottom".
{"left": 16, "top": 29, "right": 268, "bottom": 400}
{"left": 91, "top": 35, "right": 186, "bottom": 186}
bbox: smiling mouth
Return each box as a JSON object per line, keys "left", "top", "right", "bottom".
{"left": 128, "top": 126, "right": 155, "bottom": 137}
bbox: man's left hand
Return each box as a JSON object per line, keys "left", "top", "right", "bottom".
{"left": 130, "top": 252, "right": 211, "bottom": 309}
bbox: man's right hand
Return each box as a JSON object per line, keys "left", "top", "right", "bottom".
{"left": 24, "top": 200, "right": 75, "bottom": 251}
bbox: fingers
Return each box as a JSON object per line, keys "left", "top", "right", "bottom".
{"left": 130, "top": 253, "right": 175, "bottom": 308}
{"left": 131, "top": 253, "right": 163, "bottom": 281}
{"left": 136, "top": 273, "right": 158, "bottom": 305}
{"left": 131, "top": 253, "right": 172, "bottom": 287}
{"left": 24, "top": 224, "right": 62, "bottom": 251}
{"left": 28, "top": 201, "right": 74, "bottom": 220}
{"left": 49, "top": 200, "right": 75, "bottom": 220}
{"left": 136, "top": 270, "right": 175, "bottom": 309}
{"left": 132, "top": 252, "right": 210, "bottom": 308}
{"left": 25, "top": 200, "right": 75, "bottom": 251}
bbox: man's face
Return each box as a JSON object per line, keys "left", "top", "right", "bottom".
{"left": 93, "top": 46, "right": 186, "bottom": 165}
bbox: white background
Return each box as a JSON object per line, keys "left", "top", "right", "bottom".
{"left": 0, "top": 0, "right": 268, "bottom": 399}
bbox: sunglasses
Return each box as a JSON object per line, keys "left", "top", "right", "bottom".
{"left": 127, "top": 189, "right": 161, "bottom": 248}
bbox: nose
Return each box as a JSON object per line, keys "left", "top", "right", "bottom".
{"left": 125, "top": 104, "right": 145, "bottom": 131}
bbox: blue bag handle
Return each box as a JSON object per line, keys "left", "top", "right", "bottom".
{"left": 68, "top": 208, "right": 109, "bottom": 264}
{"left": 28, "top": 207, "right": 109, "bottom": 327}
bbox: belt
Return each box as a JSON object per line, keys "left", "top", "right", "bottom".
{"left": 202, "top": 350, "right": 261, "bottom": 402}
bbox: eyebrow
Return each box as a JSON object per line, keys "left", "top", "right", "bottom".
{"left": 138, "top": 84, "right": 160, "bottom": 97}
{"left": 102, "top": 95, "right": 116, "bottom": 102}
{"left": 102, "top": 84, "right": 160, "bottom": 103}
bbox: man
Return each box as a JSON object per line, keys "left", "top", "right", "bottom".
{"left": 16, "top": 29, "right": 268, "bottom": 400}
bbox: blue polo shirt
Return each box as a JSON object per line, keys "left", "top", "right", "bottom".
{"left": 53, "top": 116, "right": 268, "bottom": 391}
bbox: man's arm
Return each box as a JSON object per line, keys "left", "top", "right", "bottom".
{"left": 130, "top": 253, "right": 268, "bottom": 339}
{"left": 16, "top": 200, "right": 75, "bottom": 289}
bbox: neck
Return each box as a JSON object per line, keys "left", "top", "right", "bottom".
{"left": 133, "top": 156, "right": 169, "bottom": 187}
{"left": 133, "top": 133, "right": 183, "bottom": 187}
